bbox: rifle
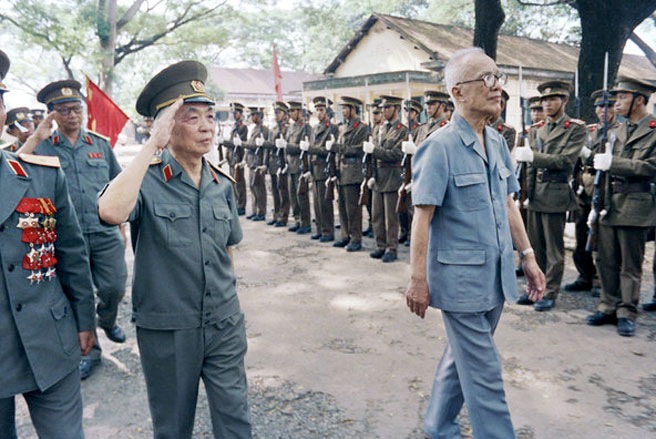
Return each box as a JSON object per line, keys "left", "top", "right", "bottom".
{"left": 586, "top": 52, "right": 610, "bottom": 252}
{"left": 234, "top": 138, "right": 244, "bottom": 184}
{"left": 568, "top": 68, "right": 582, "bottom": 223}
{"left": 325, "top": 145, "right": 337, "bottom": 201}
{"left": 514, "top": 65, "right": 529, "bottom": 219}
{"left": 396, "top": 151, "right": 412, "bottom": 213}
{"left": 359, "top": 151, "right": 374, "bottom": 206}
{"left": 298, "top": 136, "right": 310, "bottom": 196}
{"left": 253, "top": 134, "right": 265, "bottom": 186}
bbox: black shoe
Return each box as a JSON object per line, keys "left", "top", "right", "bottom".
{"left": 381, "top": 251, "right": 397, "bottom": 263}
{"left": 311, "top": 233, "right": 322, "bottom": 240}
{"left": 103, "top": 325, "right": 126, "bottom": 343}
{"left": 564, "top": 279, "right": 592, "bottom": 292}
{"left": 642, "top": 300, "right": 656, "bottom": 312}
{"left": 586, "top": 311, "right": 618, "bottom": 326}
{"left": 319, "top": 234, "right": 335, "bottom": 243}
{"left": 267, "top": 219, "right": 277, "bottom": 226}
{"left": 370, "top": 248, "right": 385, "bottom": 259}
{"left": 252, "top": 215, "right": 265, "bottom": 221}
{"left": 591, "top": 286, "right": 601, "bottom": 298}
{"left": 246, "top": 213, "right": 256, "bottom": 220}
{"left": 237, "top": 208, "right": 246, "bottom": 216}
{"left": 274, "top": 221, "right": 287, "bottom": 227}
{"left": 79, "top": 358, "right": 100, "bottom": 380}
{"left": 288, "top": 223, "right": 300, "bottom": 232}
{"left": 367, "top": 229, "right": 374, "bottom": 238}
{"left": 617, "top": 318, "right": 635, "bottom": 337}
{"left": 296, "top": 226, "right": 312, "bottom": 235}
{"left": 333, "top": 238, "right": 350, "bottom": 247}
{"left": 516, "top": 294, "right": 534, "bottom": 305}
{"left": 346, "top": 242, "right": 362, "bottom": 252}
{"left": 533, "top": 298, "right": 554, "bottom": 312}
{"left": 398, "top": 233, "right": 408, "bottom": 244}
{"left": 515, "top": 266, "right": 525, "bottom": 277}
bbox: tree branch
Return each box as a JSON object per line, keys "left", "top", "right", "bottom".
{"left": 116, "top": 0, "right": 147, "bottom": 30}
{"left": 630, "top": 32, "right": 656, "bottom": 69}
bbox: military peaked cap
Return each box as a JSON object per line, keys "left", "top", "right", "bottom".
{"left": 248, "top": 106, "right": 264, "bottom": 114}
{"left": 537, "top": 80, "right": 572, "bottom": 99}
{"left": 404, "top": 99, "right": 423, "bottom": 114}
{"left": 136, "top": 60, "right": 214, "bottom": 117}
{"left": 446, "top": 101, "right": 454, "bottom": 111}
{"left": 611, "top": 76, "right": 656, "bottom": 98}
{"left": 37, "top": 80, "right": 84, "bottom": 106}
{"left": 6, "top": 107, "right": 32, "bottom": 127}
{"left": 0, "top": 50, "right": 9, "bottom": 94}
{"left": 339, "top": 96, "right": 362, "bottom": 108}
{"left": 528, "top": 96, "right": 542, "bottom": 109}
{"left": 590, "top": 89, "right": 617, "bottom": 106}
{"left": 313, "top": 96, "right": 333, "bottom": 108}
{"left": 287, "top": 101, "right": 303, "bottom": 111}
{"left": 379, "top": 95, "right": 403, "bottom": 107}
{"left": 231, "top": 102, "right": 245, "bottom": 112}
{"left": 424, "top": 91, "right": 449, "bottom": 104}
{"left": 30, "top": 108, "right": 45, "bottom": 119}
{"left": 274, "top": 101, "right": 289, "bottom": 113}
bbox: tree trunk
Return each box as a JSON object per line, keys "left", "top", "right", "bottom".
{"left": 473, "top": 0, "right": 505, "bottom": 60}
{"left": 97, "top": 0, "right": 117, "bottom": 96}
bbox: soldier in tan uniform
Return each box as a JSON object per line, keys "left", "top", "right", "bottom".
{"left": 404, "top": 99, "right": 423, "bottom": 139}
{"left": 267, "top": 102, "right": 288, "bottom": 226}
{"left": 488, "top": 89, "right": 516, "bottom": 149}
{"left": 364, "top": 95, "right": 408, "bottom": 262}
{"left": 245, "top": 107, "right": 269, "bottom": 221}
{"left": 585, "top": 77, "right": 656, "bottom": 337}
{"left": 415, "top": 91, "right": 449, "bottom": 145}
{"left": 226, "top": 102, "right": 248, "bottom": 215}
{"left": 515, "top": 80, "right": 586, "bottom": 311}
{"left": 284, "top": 101, "right": 311, "bottom": 233}
{"left": 362, "top": 99, "right": 383, "bottom": 238}
{"left": 3, "top": 107, "right": 34, "bottom": 152}
{"left": 306, "top": 97, "right": 336, "bottom": 241}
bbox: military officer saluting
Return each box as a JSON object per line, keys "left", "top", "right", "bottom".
{"left": 585, "top": 77, "right": 656, "bottom": 337}
{"left": 415, "top": 91, "right": 449, "bottom": 145}
{"left": 364, "top": 95, "right": 408, "bottom": 262}
{"left": 515, "top": 80, "right": 586, "bottom": 311}
{"left": 488, "top": 89, "right": 516, "bottom": 149}
{"left": 0, "top": 48, "right": 96, "bottom": 439}
{"left": 3, "top": 107, "right": 34, "bottom": 152}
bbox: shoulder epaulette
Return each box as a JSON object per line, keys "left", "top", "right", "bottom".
{"left": 587, "top": 124, "right": 598, "bottom": 132}
{"left": 150, "top": 156, "right": 162, "bottom": 165}
{"left": 209, "top": 161, "right": 236, "bottom": 184}
{"left": 86, "top": 129, "right": 110, "bottom": 143}
{"left": 569, "top": 118, "right": 585, "bottom": 126}
{"left": 0, "top": 142, "right": 17, "bottom": 151}
{"left": 18, "top": 153, "right": 61, "bottom": 168}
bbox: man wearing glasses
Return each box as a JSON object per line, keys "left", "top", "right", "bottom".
{"left": 406, "top": 47, "right": 545, "bottom": 438}
{"left": 515, "top": 80, "right": 586, "bottom": 311}
{"left": 19, "top": 80, "right": 128, "bottom": 380}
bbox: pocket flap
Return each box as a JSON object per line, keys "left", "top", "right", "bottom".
{"left": 212, "top": 206, "right": 231, "bottom": 221}
{"left": 499, "top": 166, "right": 512, "bottom": 179}
{"left": 154, "top": 203, "right": 192, "bottom": 222}
{"left": 454, "top": 173, "right": 486, "bottom": 187}
{"left": 50, "top": 302, "right": 68, "bottom": 320}
{"left": 437, "top": 249, "right": 486, "bottom": 265}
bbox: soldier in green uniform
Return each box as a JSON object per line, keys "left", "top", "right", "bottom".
{"left": 488, "top": 89, "right": 516, "bottom": 149}
{"left": 404, "top": 99, "right": 423, "bottom": 139}
{"left": 268, "top": 101, "right": 288, "bottom": 226}
{"left": 333, "top": 96, "right": 369, "bottom": 251}
{"left": 415, "top": 91, "right": 449, "bottom": 145}
{"left": 3, "top": 107, "right": 34, "bottom": 152}
{"left": 445, "top": 100, "right": 454, "bottom": 121}
{"left": 306, "top": 96, "right": 336, "bottom": 241}
{"left": 515, "top": 80, "right": 586, "bottom": 311}
{"left": 362, "top": 99, "right": 384, "bottom": 238}
{"left": 283, "top": 101, "right": 312, "bottom": 233}
{"left": 245, "top": 107, "right": 269, "bottom": 221}
{"left": 18, "top": 80, "right": 128, "bottom": 380}
{"left": 98, "top": 60, "right": 251, "bottom": 437}
{"left": 565, "top": 90, "right": 619, "bottom": 294}
{"left": 226, "top": 102, "right": 248, "bottom": 215}
{"left": 585, "top": 77, "right": 656, "bottom": 337}
{"left": 365, "top": 95, "right": 408, "bottom": 262}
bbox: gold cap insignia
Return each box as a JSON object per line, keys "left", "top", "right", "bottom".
{"left": 16, "top": 112, "right": 25, "bottom": 120}
{"left": 545, "top": 87, "right": 552, "bottom": 93}
{"left": 190, "top": 80, "right": 205, "bottom": 93}
{"left": 61, "top": 87, "right": 73, "bottom": 96}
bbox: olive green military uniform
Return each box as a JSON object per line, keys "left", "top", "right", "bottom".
{"left": 268, "top": 120, "right": 287, "bottom": 224}
{"left": 372, "top": 116, "right": 408, "bottom": 254}
{"left": 415, "top": 117, "right": 448, "bottom": 145}
{"left": 490, "top": 117, "right": 516, "bottom": 150}
{"left": 527, "top": 114, "right": 586, "bottom": 301}
{"left": 246, "top": 117, "right": 269, "bottom": 219}
{"left": 228, "top": 114, "right": 248, "bottom": 214}
{"left": 285, "top": 116, "right": 311, "bottom": 230}
{"left": 309, "top": 117, "right": 336, "bottom": 239}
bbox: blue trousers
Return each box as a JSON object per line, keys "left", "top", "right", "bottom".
{"left": 424, "top": 303, "right": 515, "bottom": 439}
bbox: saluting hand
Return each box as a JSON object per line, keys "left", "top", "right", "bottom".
{"left": 148, "top": 99, "right": 184, "bottom": 152}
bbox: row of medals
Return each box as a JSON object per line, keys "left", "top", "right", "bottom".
{"left": 17, "top": 212, "right": 58, "bottom": 284}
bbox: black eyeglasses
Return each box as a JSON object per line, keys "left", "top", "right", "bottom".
{"left": 54, "top": 105, "right": 83, "bottom": 116}
{"left": 456, "top": 72, "right": 507, "bottom": 88}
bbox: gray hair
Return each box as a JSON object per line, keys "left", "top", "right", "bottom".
{"left": 444, "top": 47, "right": 486, "bottom": 99}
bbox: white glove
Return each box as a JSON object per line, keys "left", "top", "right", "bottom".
{"left": 514, "top": 199, "right": 521, "bottom": 210}
{"left": 233, "top": 135, "right": 242, "bottom": 147}
{"left": 326, "top": 134, "right": 335, "bottom": 151}
{"left": 401, "top": 135, "right": 416, "bottom": 155}
{"left": 255, "top": 134, "right": 264, "bottom": 147}
{"left": 593, "top": 151, "right": 612, "bottom": 171}
{"left": 237, "top": 161, "right": 247, "bottom": 168}
{"left": 579, "top": 146, "right": 591, "bottom": 159}
{"left": 522, "top": 199, "right": 529, "bottom": 208}
{"left": 367, "top": 177, "right": 376, "bottom": 190}
{"left": 514, "top": 146, "right": 534, "bottom": 163}
{"left": 222, "top": 130, "right": 231, "bottom": 141}
{"left": 300, "top": 136, "right": 310, "bottom": 152}
{"left": 363, "top": 136, "right": 375, "bottom": 154}
{"left": 587, "top": 209, "right": 598, "bottom": 228}
{"left": 405, "top": 182, "right": 412, "bottom": 193}
{"left": 257, "top": 165, "right": 268, "bottom": 172}
{"left": 302, "top": 171, "right": 311, "bottom": 179}
{"left": 275, "top": 134, "right": 287, "bottom": 150}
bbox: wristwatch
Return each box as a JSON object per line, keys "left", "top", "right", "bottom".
{"left": 519, "top": 247, "right": 534, "bottom": 259}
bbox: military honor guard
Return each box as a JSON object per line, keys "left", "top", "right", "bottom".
{"left": 30, "top": 109, "right": 45, "bottom": 128}
{"left": 20, "top": 79, "right": 129, "bottom": 379}
{"left": 488, "top": 89, "right": 517, "bottom": 149}
{"left": 334, "top": 96, "right": 369, "bottom": 251}
{"left": 585, "top": 77, "right": 656, "bottom": 337}
{"left": 404, "top": 99, "right": 423, "bottom": 138}
{"left": 365, "top": 95, "right": 408, "bottom": 262}
{"left": 415, "top": 90, "right": 449, "bottom": 144}
{"left": 0, "top": 48, "right": 96, "bottom": 439}
{"left": 245, "top": 106, "right": 269, "bottom": 221}
{"left": 307, "top": 96, "right": 336, "bottom": 241}
{"left": 515, "top": 80, "right": 586, "bottom": 311}
{"left": 98, "top": 60, "right": 251, "bottom": 438}
{"left": 3, "top": 107, "right": 34, "bottom": 152}
{"left": 227, "top": 102, "right": 248, "bottom": 215}
{"left": 283, "top": 101, "right": 312, "bottom": 234}
{"left": 267, "top": 101, "right": 289, "bottom": 226}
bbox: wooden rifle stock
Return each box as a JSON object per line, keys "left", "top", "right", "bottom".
{"left": 325, "top": 150, "right": 336, "bottom": 201}
{"left": 396, "top": 153, "right": 412, "bottom": 213}
{"left": 359, "top": 153, "right": 373, "bottom": 206}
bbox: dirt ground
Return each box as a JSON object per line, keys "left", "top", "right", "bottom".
{"left": 14, "top": 162, "right": 656, "bottom": 439}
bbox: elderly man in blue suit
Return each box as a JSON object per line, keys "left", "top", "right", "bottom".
{"left": 405, "top": 47, "right": 546, "bottom": 438}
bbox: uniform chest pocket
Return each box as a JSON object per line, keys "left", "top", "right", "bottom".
{"left": 86, "top": 158, "right": 110, "bottom": 181}
{"left": 453, "top": 172, "right": 488, "bottom": 211}
{"left": 153, "top": 203, "right": 193, "bottom": 247}
{"left": 212, "top": 206, "right": 232, "bottom": 246}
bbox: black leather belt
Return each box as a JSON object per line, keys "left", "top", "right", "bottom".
{"left": 610, "top": 177, "right": 651, "bottom": 194}
{"left": 377, "top": 160, "right": 402, "bottom": 168}
{"left": 536, "top": 169, "right": 568, "bottom": 183}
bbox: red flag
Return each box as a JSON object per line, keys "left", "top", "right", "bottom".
{"left": 85, "top": 76, "right": 129, "bottom": 148}
{"left": 272, "top": 45, "right": 283, "bottom": 101}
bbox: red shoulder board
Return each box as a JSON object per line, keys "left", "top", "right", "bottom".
{"left": 52, "top": 135, "right": 60, "bottom": 145}
{"left": 497, "top": 124, "right": 503, "bottom": 132}
{"left": 564, "top": 121, "right": 571, "bottom": 128}
{"left": 440, "top": 121, "right": 447, "bottom": 127}
{"left": 162, "top": 164, "right": 173, "bottom": 182}
{"left": 87, "top": 152, "right": 103, "bottom": 159}
{"left": 83, "top": 135, "right": 93, "bottom": 144}
{"left": 7, "top": 159, "right": 28, "bottom": 177}
{"left": 650, "top": 120, "right": 656, "bottom": 129}
{"left": 326, "top": 121, "right": 331, "bottom": 128}
{"left": 588, "top": 125, "right": 597, "bottom": 132}
{"left": 538, "top": 121, "right": 545, "bottom": 128}
{"left": 353, "top": 122, "right": 359, "bottom": 129}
